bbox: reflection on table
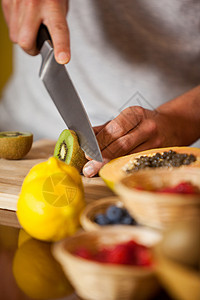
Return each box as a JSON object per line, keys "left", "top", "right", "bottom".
{"left": 0, "top": 210, "right": 172, "bottom": 300}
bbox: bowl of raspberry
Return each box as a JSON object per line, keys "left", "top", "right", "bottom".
{"left": 115, "top": 168, "right": 200, "bottom": 230}
{"left": 53, "top": 226, "right": 162, "bottom": 300}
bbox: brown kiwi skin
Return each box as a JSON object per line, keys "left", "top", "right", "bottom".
{"left": 69, "top": 143, "right": 88, "bottom": 173}
{"left": 0, "top": 132, "right": 33, "bottom": 160}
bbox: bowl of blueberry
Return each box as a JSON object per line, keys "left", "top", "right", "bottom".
{"left": 80, "top": 197, "right": 137, "bottom": 231}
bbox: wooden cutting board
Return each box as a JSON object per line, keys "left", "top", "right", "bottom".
{"left": 0, "top": 139, "right": 114, "bottom": 212}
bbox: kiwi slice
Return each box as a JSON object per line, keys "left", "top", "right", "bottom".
{"left": 54, "top": 129, "right": 87, "bottom": 173}
{"left": 0, "top": 131, "right": 33, "bottom": 160}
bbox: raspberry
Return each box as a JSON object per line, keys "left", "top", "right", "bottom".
{"left": 74, "top": 240, "right": 152, "bottom": 267}
{"left": 106, "top": 244, "right": 131, "bottom": 264}
{"left": 75, "top": 247, "right": 93, "bottom": 260}
{"left": 158, "top": 181, "right": 200, "bottom": 194}
{"left": 173, "top": 182, "right": 197, "bottom": 194}
{"left": 124, "top": 240, "right": 138, "bottom": 250}
{"left": 135, "top": 246, "right": 152, "bottom": 266}
{"left": 94, "top": 248, "right": 111, "bottom": 263}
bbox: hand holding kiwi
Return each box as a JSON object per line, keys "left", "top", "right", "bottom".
{"left": 0, "top": 131, "right": 33, "bottom": 160}
{"left": 54, "top": 130, "right": 88, "bottom": 173}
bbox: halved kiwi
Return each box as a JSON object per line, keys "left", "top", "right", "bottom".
{"left": 54, "top": 129, "right": 87, "bottom": 173}
{"left": 0, "top": 131, "right": 33, "bottom": 160}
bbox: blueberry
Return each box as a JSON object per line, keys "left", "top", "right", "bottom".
{"left": 106, "top": 206, "right": 123, "bottom": 222}
{"left": 94, "top": 214, "right": 110, "bottom": 225}
{"left": 120, "top": 216, "right": 133, "bottom": 225}
{"left": 121, "top": 215, "right": 137, "bottom": 225}
{"left": 120, "top": 209, "right": 137, "bottom": 225}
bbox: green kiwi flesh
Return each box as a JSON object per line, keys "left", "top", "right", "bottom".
{"left": 0, "top": 131, "right": 33, "bottom": 159}
{"left": 54, "top": 129, "right": 87, "bottom": 173}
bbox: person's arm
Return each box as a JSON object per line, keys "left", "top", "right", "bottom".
{"left": 83, "top": 85, "right": 200, "bottom": 177}
{"left": 2, "top": 0, "right": 70, "bottom": 64}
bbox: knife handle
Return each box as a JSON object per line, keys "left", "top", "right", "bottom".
{"left": 37, "top": 24, "right": 52, "bottom": 51}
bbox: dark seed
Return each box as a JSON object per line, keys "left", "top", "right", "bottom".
{"left": 189, "top": 154, "right": 196, "bottom": 162}
{"left": 125, "top": 150, "right": 197, "bottom": 173}
{"left": 183, "top": 159, "right": 190, "bottom": 165}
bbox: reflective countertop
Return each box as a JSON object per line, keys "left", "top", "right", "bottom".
{"left": 0, "top": 209, "right": 172, "bottom": 300}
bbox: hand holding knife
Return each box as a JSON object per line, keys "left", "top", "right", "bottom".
{"left": 37, "top": 24, "right": 103, "bottom": 162}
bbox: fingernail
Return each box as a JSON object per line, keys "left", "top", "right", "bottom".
{"left": 83, "top": 162, "right": 95, "bottom": 177}
{"left": 57, "top": 52, "right": 69, "bottom": 64}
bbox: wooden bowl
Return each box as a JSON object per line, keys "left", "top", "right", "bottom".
{"left": 80, "top": 196, "right": 132, "bottom": 231}
{"left": 53, "top": 226, "right": 162, "bottom": 300}
{"left": 154, "top": 243, "right": 200, "bottom": 300}
{"left": 115, "top": 168, "right": 200, "bottom": 230}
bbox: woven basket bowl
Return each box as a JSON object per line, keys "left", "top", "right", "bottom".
{"left": 53, "top": 226, "right": 162, "bottom": 300}
{"left": 153, "top": 243, "right": 200, "bottom": 300}
{"left": 80, "top": 196, "right": 130, "bottom": 231}
{"left": 115, "top": 167, "right": 200, "bottom": 231}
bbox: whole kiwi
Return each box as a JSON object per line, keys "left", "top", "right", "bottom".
{"left": 54, "top": 129, "right": 88, "bottom": 173}
{"left": 0, "top": 131, "right": 33, "bottom": 159}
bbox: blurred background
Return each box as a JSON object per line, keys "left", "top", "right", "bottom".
{"left": 0, "top": 5, "right": 12, "bottom": 97}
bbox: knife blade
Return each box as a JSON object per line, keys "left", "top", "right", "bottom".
{"left": 37, "top": 25, "right": 103, "bottom": 162}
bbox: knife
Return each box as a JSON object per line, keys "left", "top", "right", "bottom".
{"left": 36, "top": 24, "right": 103, "bottom": 162}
